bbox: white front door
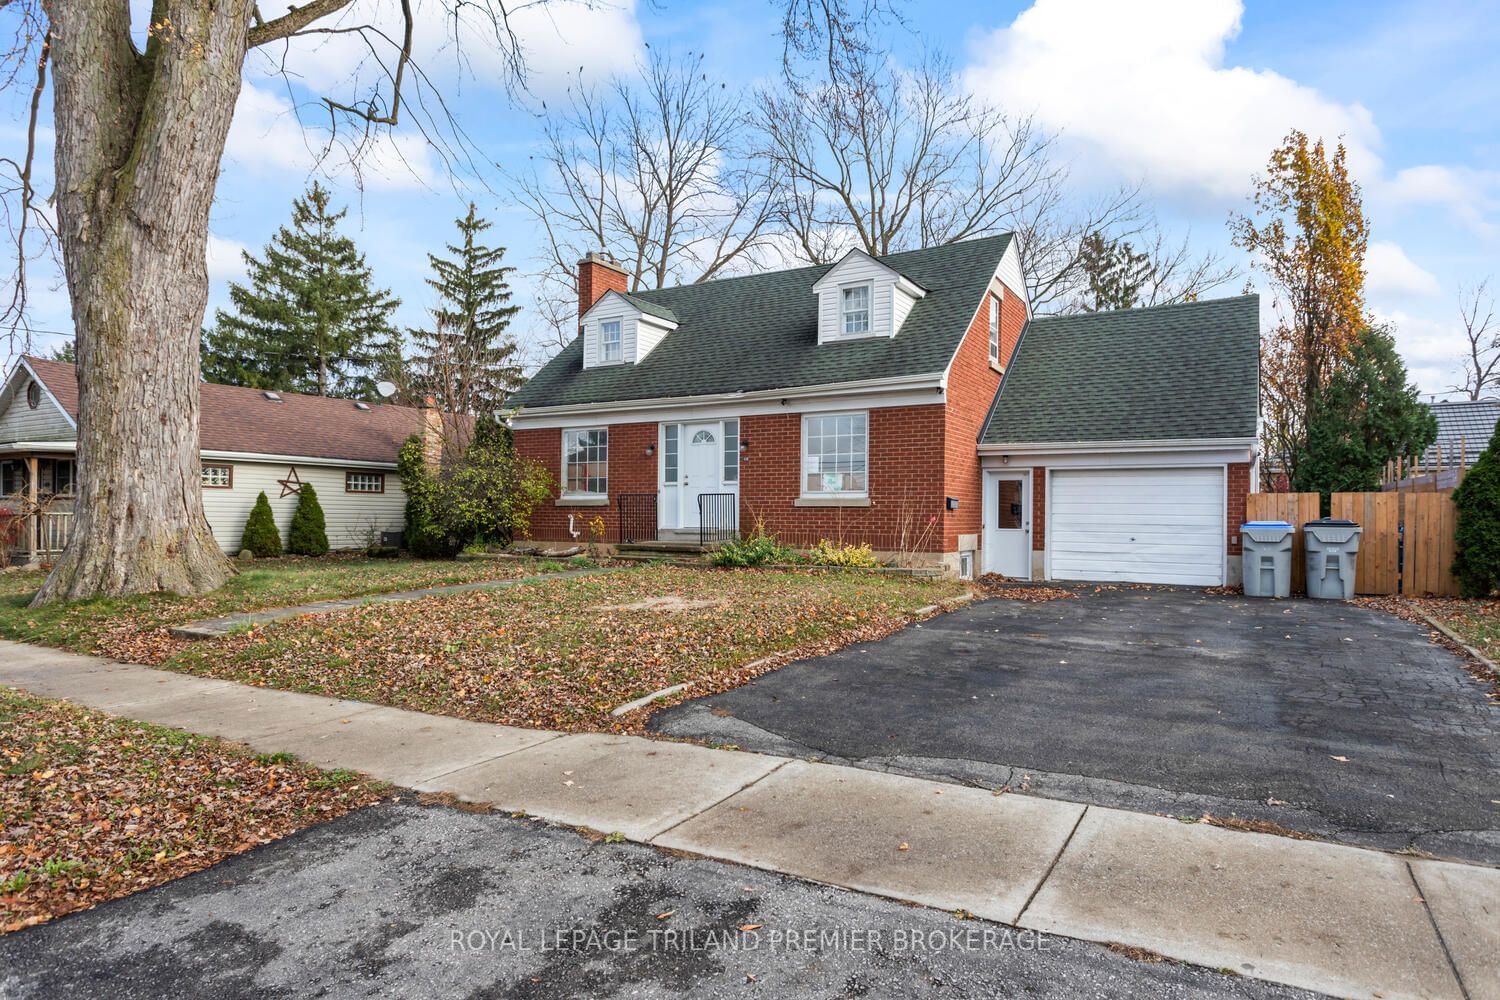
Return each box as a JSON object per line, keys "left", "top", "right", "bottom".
{"left": 984, "top": 470, "right": 1031, "bottom": 578}
{"left": 678, "top": 422, "right": 723, "bottom": 529}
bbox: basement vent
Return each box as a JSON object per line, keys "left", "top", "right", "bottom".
{"left": 263, "top": 391, "right": 282, "bottom": 402}
{"left": 353, "top": 401, "right": 371, "bottom": 411}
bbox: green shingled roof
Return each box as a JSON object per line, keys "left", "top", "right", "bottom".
{"left": 979, "top": 295, "right": 1260, "bottom": 445}
{"left": 508, "top": 234, "right": 1012, "bottom": 409}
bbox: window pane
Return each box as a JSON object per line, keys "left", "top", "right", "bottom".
{"left": 664, "top": 425, "right": 678, "bottom": 482}
{"left": 722, "top": 419, "right": 739, "bottom": 483}
{"left": 600, "top": 320, "right": 622, "bottom": 362}
{"left": 564, "top": 428, "right": 609, "bottom": 494}
{"left": 803, "top": 413, "right": 867, "bottom": 494}
{"left": 841, "top": 285, "right": 870, "bottom": 335}
{"left": 997, "top": 479, "right": 1022, "bottom": 529}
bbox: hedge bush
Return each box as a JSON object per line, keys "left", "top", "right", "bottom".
{"left": 239, "top": 491, "right": 281, "bottom": 557}
{"left": 1452, "top": 423, "right": 1500, "bottom": 597}
{"left": 287, "top": 483, "right": 330, "bottom": 556}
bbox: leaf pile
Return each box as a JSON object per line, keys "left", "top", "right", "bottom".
{"left": 166, "top": 566, "right": 970, "bottom": 732}
{"left": 0, "top": 556, "right": 550, "bottom": 665}
{"left": 975, "top": 575, "right": 1077, "bottom": 602}
{"left": 0, "top": 688, "right": 385, "bottom": 933}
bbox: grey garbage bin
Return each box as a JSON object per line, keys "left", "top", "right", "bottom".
{"left": 1304, "top": 518, "right": 1362, "bottom": 599}
{"left": 1241, "top": 520, "right": 1294, "bottom": 597}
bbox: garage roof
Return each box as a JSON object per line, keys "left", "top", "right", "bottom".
{"left": 979, "top": 295, "right": 1260, "bottom": 445}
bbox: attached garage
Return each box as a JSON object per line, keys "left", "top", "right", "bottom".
{"left": 1047, "top": 467, "right": 1225, "bottom": 586}
{"left": 976, "top": 297, "right": 1262, "bottom": 588}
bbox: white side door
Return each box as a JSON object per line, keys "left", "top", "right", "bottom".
{"left": 983, "top": 469, "right": 1031, "bottom": 578}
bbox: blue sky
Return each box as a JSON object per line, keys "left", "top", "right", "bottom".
{"left": 5, "top": 0, "right": 1498, "bottom": 395}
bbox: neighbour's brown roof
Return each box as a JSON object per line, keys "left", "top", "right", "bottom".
{"left": 23, "top": 356, "right": 437, "bottom": 465}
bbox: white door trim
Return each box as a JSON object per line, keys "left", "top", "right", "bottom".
{"left": 983, "top": 468, "right": 1031, "bottom": 579}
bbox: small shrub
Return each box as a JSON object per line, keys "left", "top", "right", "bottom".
{"left": 711, "top": 523, "right": 796, "bottom": 567}
{"left": 287, "top": 483, "right": 329, "bottom": 556}
{"left": 1452, "top": 423, "right": 1500, "bottom": 597}
{"left": 808, "top": 538, "right": 880, "bottom": 568}
{"left": 239, "top": 491, "right": 281, "bottom": 558}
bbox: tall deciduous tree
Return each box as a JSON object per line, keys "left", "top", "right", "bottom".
{"left": 1231, "top": 130, "right": 1369, "bottom": 487}
{"left": 411, "top": 204, "right": 523, "bottom": 419}
{"left": 203, "top": 182, "right": 399, "bottom": 399}
{"left": 1453, "top": 279, "right": 1498, "bottom": 400}
{"left": 513, "top": 51, "right": 777, "bottom": 350}
{"left": 2, "top": 0, "right": 552, "bottom": 603}
{"left": 1292, "top": 326, "right": 1437, "bottom": 497}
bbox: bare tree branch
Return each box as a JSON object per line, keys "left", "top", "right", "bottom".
{"left": 1452, "top": 278, "right": 1498, "bottom": 400}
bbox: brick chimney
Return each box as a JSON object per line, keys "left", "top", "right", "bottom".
{"left": 419, "top": 395, "right": 443, "bottom": 470}
{"left": 577, "top": 252, "right": 629, "bottom": 317}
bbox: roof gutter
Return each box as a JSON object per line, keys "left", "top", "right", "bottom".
{"left": 510, "top": 371, "right": 946, "bottom": 423}
{"left": 978, "top": 437, "right": 1259, "bottom": 455}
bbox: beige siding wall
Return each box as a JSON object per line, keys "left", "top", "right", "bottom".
{"left": 201, "top": 461, "right": 405, "bottom": 553}
{"left": 0, "top": 393, "right": 74, "bottom": 443}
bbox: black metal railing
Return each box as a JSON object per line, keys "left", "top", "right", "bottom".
{"left": 698, "top": 493, "right": 739, "bottom": 547}
{"left": 617, "top": 493, "right": 658, "bottom": 544}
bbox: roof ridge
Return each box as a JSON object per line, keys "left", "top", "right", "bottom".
{"left": 1030, "top": 293, "right": 1258, "bottom": 324}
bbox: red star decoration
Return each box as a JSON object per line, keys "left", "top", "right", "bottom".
{"left": 277, "top": 467, "right": 303, "bottom": 498}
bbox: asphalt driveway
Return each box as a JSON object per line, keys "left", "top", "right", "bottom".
{"left": 0, "top": 802, "right": 1315, "bottom": 1000}
{"left": 652, "top": 590, "right": 1500, "bottom": 863}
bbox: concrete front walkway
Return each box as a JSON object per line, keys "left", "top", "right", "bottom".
{"left": 2, "top": 638, "right": 1495, "bottom": 1000}
{"left": 168, "top": 565, "right": 611, "bottom": 639}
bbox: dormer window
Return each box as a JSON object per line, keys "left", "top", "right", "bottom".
{"left": 600, "top": 319, "right": 623, "bottom": 363}
{"left": 841, "top": 285, "right": 871, "bottom": 336}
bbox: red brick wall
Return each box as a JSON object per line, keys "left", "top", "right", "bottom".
{"left": 514, "top": 423, "right": 657, "bottom": 543}
{"left": 940, "top": 287, "right": 1013, "bottom": 551}
{"left": 1000, "top": 288, "right": 1026, "bottom": 370}
{"left": 1227, "top": 461, "right": 1251, "bottom": 554}
{"left": 740, "top": 405, "right": 947, "bottom": 551}
{"left": 1032, "top": 466, "right": 1046, "bottom": 551}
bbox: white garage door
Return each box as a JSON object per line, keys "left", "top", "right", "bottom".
{"left": 1050, "top": 467, "right": 1225, "bottom": 586}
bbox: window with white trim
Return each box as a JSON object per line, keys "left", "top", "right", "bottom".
{"left": 840, "top": 285, "right": 871, "bottom": 336}
{"left": 988, "top": 295, "right": 1000, "bottom": 365}
{"left": 201, "top": 464, "right": 233, "bottom": 489}
{"left": 345, "top": 471, "right": 385, "bottom": 494}
{"left": 802, "top": 412, "right": 867, "bottom": 496}
{"left": 723, "top": 419, "right": 739, "bottom": 483}
{"left": 600, "top": 319, "right": 623, "bottom": 363}
{"left": 663, "top": 424, "right": 679, "bottom": 483}
{"left": 563, "top": 428, "right": 609, "bottom": 496}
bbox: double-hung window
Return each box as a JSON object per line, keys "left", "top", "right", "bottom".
{"left": 988, "top": 295, "right": 1001, "bottom": 365}
{"left": 563, "top": 428, "right": 609, "bottom": 497}
{"left": 802, "top": 412, "right": 868, "bottom": 497}
{"left": 840, "top": 285, "right": 871, "bottom": 336}
{"left": 599, "top": 319, "right": 623, "bottom": 363}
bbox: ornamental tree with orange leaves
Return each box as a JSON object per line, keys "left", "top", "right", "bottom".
{"left": 1231, "top": 131, "right": 1369, "bottom": 488}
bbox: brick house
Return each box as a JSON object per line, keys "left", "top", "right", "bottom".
{"left": 508, "top": 236, "right": 1260, "bottom": 585}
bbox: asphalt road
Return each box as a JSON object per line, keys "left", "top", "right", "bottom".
{"left": 0, "top": 802, "right": 1321, "bottom": 1000}
{"left": 652, "top": 590, "right": 1500, "bottom": 862}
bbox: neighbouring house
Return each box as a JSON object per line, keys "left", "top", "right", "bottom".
{"left": 1422, "top": 398, "right": 1499, "bottom": 469}
{"left": 0, "top": 356, "right": 449, "bottom": 564}
{"left": 508, "top": 237, "right": 1261, "bottom": 585}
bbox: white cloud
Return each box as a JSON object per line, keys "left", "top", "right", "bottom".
{"left": 223, "top": 82, "right": 436, "bottom": 191}
{"left": 963, "top": 0, "right": 1381, "bottom": 199}
{"left": 1366, "top": 241, "right": 1441, "bottom": 299}
{"left": 1373, "top": 307, "right": 1466, "bottom": 398}
{"left": 205, "top": 234, "right": 250, "bottom": 283}
{"left": 1383, "top": 164, "right": 1499, "bottom": 238}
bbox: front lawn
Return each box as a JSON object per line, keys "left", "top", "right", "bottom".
{"left": 164, "top": 566, "right": 970, "bottom": 731}
{"left": 0, "top": 687, "right": 386, "bottom": 933}
{"left": 0, "top": 555, "right": 561, "bottom": 664}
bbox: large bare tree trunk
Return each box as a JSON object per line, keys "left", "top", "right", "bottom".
{"left": 32, "top": 0, "right": 254, "bottom": 603}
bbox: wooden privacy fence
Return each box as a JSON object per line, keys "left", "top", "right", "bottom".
{"left": 1244, "top": 491, "right": 1459, "bottom": 597}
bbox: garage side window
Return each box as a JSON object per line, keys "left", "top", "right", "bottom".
{"left": 997, "top": 479, "right": 1021, "bottom": 528}
{"left": 802, "top": 412, "right": 867, "bottom": 497}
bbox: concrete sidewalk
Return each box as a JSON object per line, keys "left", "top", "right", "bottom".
{"left": 2, "top": 638, "right": 1494, "bottom": 1000}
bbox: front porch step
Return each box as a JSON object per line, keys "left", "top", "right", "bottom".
{"left": 616, "top": 540, "right": 718, "bottom": 554}
{"left": 611, "top": 551, "right": 710, "bottom": 566}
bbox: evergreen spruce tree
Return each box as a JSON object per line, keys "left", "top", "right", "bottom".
{"left": 1076, "top": 233, "right": 1151, "bottom": 312}
{"left": 1452, "top": 423, "right": 1500, "bottom": 598}
{"left": 287, "top": 483, "right": 330, "bottom": 556}
{"left": 411, "top": 204, "right": 523, "bottom": 418}
{"left": 203, "top": 182, "right": 400, "bottom": 398}
{"left": 240, "top": 492, "right": 281, "bottom": 557}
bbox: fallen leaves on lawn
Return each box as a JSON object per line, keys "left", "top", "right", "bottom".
{"left": 164, "top": 566, "right": 969, "bottom": 734}
{"left": 0, "top": 688, "right": 385, "bottom": 933}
